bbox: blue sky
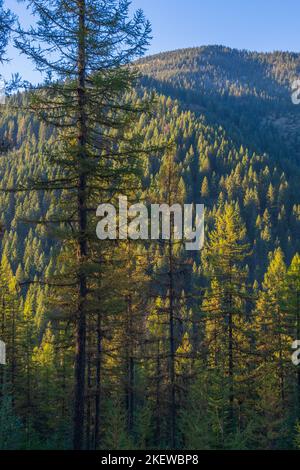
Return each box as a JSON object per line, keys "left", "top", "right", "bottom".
{"left": 2, "top": 0, "right": 300, "bottom": 84}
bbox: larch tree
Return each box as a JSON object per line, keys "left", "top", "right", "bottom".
{"left": 13, "top": 0, "right": 152, "bottom": 449}
{"left": 202, "top": 202, "right": 252, "bottom": 436}
{"left": 0, "top": 0, "right": 13, "bottom": 62}
{"left": 0, "top": 0, "right": 14, "bottom": 152}
{"left": 0, "top": 0, "right": 16, "bottom": 441}
{"left": 286, "top": 254, "right": 300, "bottom": 419}
{"left": 148, "top": 152, "right": 190, "bottom": 448}
{"left": 254, "top": 248, "right": 292, "bottom": 448}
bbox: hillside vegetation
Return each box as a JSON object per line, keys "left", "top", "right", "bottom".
{"left": 0, "top": 46, "right": 300, "bottom": 450}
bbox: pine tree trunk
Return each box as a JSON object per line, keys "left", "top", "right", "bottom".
{"left": 126, "top": 295, "right": 134, "bottom": 434}
{"left": 278, "top": 307, "right": 285, "bottom": 404}
{"left": 73, "top": 0, "right": 88, "bottom": 450}
{"left": 11, "top": 305, "right": 16, "bottom": 406}
{"left": 228, "top": 265, "right": 234, "bottom": 431}
{"left": 155, "top": 339, "right": 161, "bottom": 447}
{"left": 0, "top": 294, "right": 4, "bottom": 394}
{"left": 86, "top": 319, "right": 92, "bottom": 450}
{"left": 297, "top": 291, "right": 300, "bottom": 418}
{"left": 167, "top": 160, "right": 176, "bottom": 449}
{"left": 94, "top": 311, "right": 102, "bottom": 449}
{"left": 168, "top": 238, "right": 176, "bottom": 448}
{"left": 228, "top": 309, "right": 234, "bottom": 428}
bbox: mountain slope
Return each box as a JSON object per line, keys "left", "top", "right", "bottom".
{"left": 138, "top": 45, "right": 300, "bottom": 160}
{"left": 0, "top": 45, "right": 299, "bottom": 283}
{"left": 0, "top": 45, "right": 300, "bottom": 450}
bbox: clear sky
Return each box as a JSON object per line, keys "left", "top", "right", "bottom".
{"left": 1, "top": 0, "right": 300, "bottom": 84}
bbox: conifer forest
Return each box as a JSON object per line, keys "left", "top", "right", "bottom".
{"left": 0, "top": 0, "right": 300, "bottom": 452}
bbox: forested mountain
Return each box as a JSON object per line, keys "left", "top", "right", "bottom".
{"left": 139, "top": 46, "right": 300, "bottom": 158}
{"left": 0, "top": 45, "right": 300, "bottom": 450}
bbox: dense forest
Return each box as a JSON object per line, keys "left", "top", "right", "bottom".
{"left": 0, "top": 1, "right": 300, "bottom": 451}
